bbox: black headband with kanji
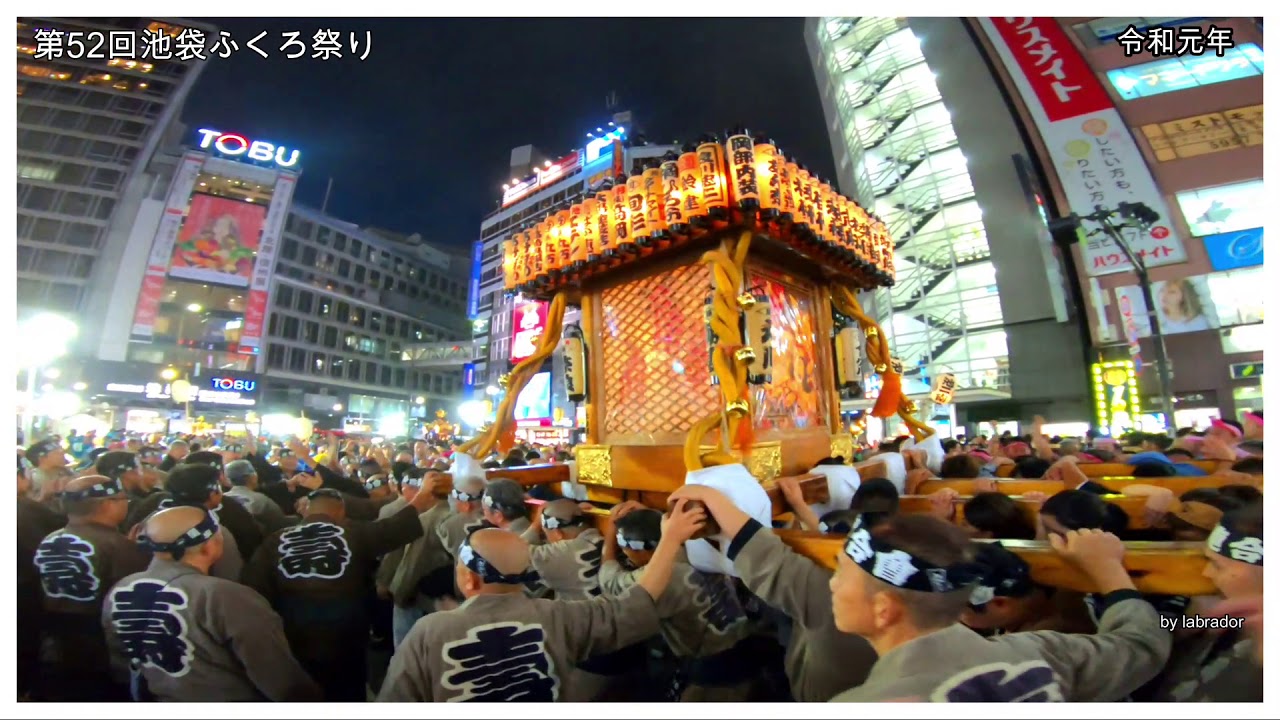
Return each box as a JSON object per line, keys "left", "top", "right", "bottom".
{"left": 1208, "top": 518, "right": 1263, "bottom": 566}
{"left": 61, "top": 476, "right": 126, "bottom": 503}
{"left": 543, "top": 514, "right": 588, "bottom": 531}
{"left": 138, "top": 509, "right": 220, "bottom": 560}
{"left": 616, "top": 530, "right": 658, "bottom": 551}
{"left": 451, "top": 487, "right": 483, "bottom": 502}
{"left": 458, "top": 537, "right": 539, "bottom": 585}
{"left": 842, "top": 519, "right": 982, "bottom": 594}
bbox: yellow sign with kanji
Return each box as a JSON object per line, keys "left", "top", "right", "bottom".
{"left": 1141, "top": 105, "right": 1263, "bottom": 162}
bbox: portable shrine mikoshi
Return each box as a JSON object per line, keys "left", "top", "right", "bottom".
{"left": 457, "top": 129, "right": 934, "bottom": 502}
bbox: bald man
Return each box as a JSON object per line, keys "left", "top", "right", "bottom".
{"left": 243, "top": 486, "right": 433, "bottom": 701}
{"left": 378, "top": 501, "right": 706, "bottom": 703}
{"left": 34, "top": 474, "right": 147, "bottom": 700}
{"left": 103, "top": 507, "right": 321, "bottom": 702}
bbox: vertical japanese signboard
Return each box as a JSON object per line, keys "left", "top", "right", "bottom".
{"left": 979, "top": 17, "right": 1186, "bottom": 276}
{"left": 238, "top": 172, "right": 297, "bottom": 354}
{"left": 130, "top": 152, "right": 206, "bottom": 342}
{"left": 468, "top": 240, "right": 483, "bottom": 318}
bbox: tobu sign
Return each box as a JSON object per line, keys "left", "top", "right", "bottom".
{"left": 196, "top": 128, "right": 301, "bottom": 168}
{"left": 211, "top": 377, "right": 257, "bottom": 392}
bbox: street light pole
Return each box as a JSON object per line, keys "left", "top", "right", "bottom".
{"left": 1077, "top": 203, "right": 1177, "bottom": 435}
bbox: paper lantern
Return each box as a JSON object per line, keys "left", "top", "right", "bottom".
{"left": 529, "top": 221, "right": 548, "bottom": 286}
{"left": 695, "top": 140, "right": 729, "bottom": 219}
{"left": 596, "top": 188, "right": 615, "bottom": 259}
{"left": 931, "top": 373, "right": 957, "bottom": 406}
{"left": 793, "top": 165, "right": 813, "bottom": 234}
{"left": 742, "top": 295, "right": 772, "bottom": 385}
{"left": 582, "top": 198, "right": 601, "bottom": 264}
{"left": 502, "top": 237, "right": 518, "bottom": 293}
{"left": 642, "top": 164, "right": 667, "bottom": 243}
{"left": 677, "top": 149, "right": 706, "bottom": 224}
{"left": 725, "top": 133, "right": 759, "bottom": 211}
{"left": 612, "top": 181, "right": 634, "bottom": 254}
{"left": 660, "top": 156, "right": 688, "bottom": 234}
{"left": 816, "top": 179, "right": 834, "bottom": 248}
{"left": 568, "top": 203, "right": 588, "bottom": 271}
{"left": 625, "top": 174, "right": 650, "bottom": 246}
{"left": 778, "top": 157, "right": 797, "bottom": 222}
{"left": 849, "top": 201, "right": 870, "bottom": 268}
{"left": 754, "top": 141, "right": 780, "bottom": 219}
{"left": 563, "top": 324, "right": 587, "bottom": 403}
{"left": 554, "top": 209, "right": 572, "bottom": 273}
{"left": 834, "top": 325, "right": 860, "bottom": 388}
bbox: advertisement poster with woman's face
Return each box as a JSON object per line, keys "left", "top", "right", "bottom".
{"left": 169, "top": 194, "right": 265, "bottom": 287}
{"left": 1113, "top": 276, "right": 1219, "bottom": 337}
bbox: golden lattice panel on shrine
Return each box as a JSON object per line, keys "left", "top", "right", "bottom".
{"left": 600, "top": 262, "right": 720, "bottom": 445}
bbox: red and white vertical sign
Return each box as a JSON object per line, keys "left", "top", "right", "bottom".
{"left": 238, "top": 172, "right": 297, "bottom": 354}
{"left": 130, "top": 153, "right": 206, "bottom": 341}
{"left": 978, "top": 17, "right": 1186, "bottom": 276}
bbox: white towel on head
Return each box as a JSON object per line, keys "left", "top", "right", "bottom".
{"left": 449, "top": 453, "right": 485, "bottom": 491}
{"left": 870, "top": 452, "right": 908, "bottom": 495}
{"left": 682, "top": 463, "right": 771, "bottom": 578}
{"left": 808, "top": 464, "right": 861, "bottom": 517}
{"left": 902, "top": 432, "right": 944, "bottom": 475}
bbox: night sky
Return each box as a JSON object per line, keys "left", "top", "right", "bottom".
{"left": 184, "top": 18, "right": 835, "bottom": 248}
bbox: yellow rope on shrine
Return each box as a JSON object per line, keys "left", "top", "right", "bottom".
{"left": 459, "top": 292, "right": 569, "bottom": 460}
{"left": 684, "top": 231, "right": 755, "bottom": 472}
{"left": 830, "top": 284, "right": 933, "bottom": 443}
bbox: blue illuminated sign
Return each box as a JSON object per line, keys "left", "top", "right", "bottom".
{"left": 463, "top": 363, "right": 476, "bottom": 390}
{"left": 1107, "top": 43, "right": 1264, "bottom": 100}
{"left": 1203, "top": 226, "right": 1263, "bottom": 271}
{"left": 467, "top": 240, "right": 483, "bottom": 318}
{"left": 585, "top": 126, "right": 625, "bottom": 163}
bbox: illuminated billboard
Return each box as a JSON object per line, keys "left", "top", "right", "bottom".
{"left": 169, "top": 193, "right": 265, "bottom": 287}
{"left": 510, "top": 301, "right": 548, "bottom": 364}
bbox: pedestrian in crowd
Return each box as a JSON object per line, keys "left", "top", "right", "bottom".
{"left": 104, "top": 506, "right": 321, "bottom": 702}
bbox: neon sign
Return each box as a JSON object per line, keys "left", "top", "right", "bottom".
{"left": 537, "top": 150, "right": 582, "bottom": 186}
{"left": 196, "top": 128, "right": 301, "bottom": 168}
{"left": 210, "top": 377, "right": 257, "bottom": 392}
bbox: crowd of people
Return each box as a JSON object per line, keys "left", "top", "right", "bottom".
{"left": 15, "top": 410, "right": 1263, "bottom": 702}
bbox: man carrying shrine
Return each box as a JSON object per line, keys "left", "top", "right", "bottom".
{"left": 103, "top": 506, "right": 320, "bottom": 701}
{"left": 378, "top": 499, "right": 705, "bottom": 702}
{"left": 242, "top": 484, "right": 434, "bottom": 701}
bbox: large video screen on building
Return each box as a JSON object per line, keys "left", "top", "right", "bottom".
{"left": 169, "top": 193, "right": 265, "bottom": 287}
{"left": 515, "top": 372, "right": 552, "bottom": 420}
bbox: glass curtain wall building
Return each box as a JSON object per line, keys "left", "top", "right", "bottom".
{"left": 814, "top": 19, "right": 1006, "bottom": 399}
{"left": 808, "top": 17, "right": 1091, "bottom": 435}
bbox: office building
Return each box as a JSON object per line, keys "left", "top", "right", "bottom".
{"left": 17, "top": 17, "right": 215, "bottom": 324}
{"left": 808, "top": 16, "right": 1266, "bottom": 438}
{"left": 467, "top": 114, "right": 676, "bottom": 443}
{"left": 80, "top": 123, "right": 469, "bottom": 436}
{"left": 991, "top": 17, "right": 1263, "bottom": 428}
